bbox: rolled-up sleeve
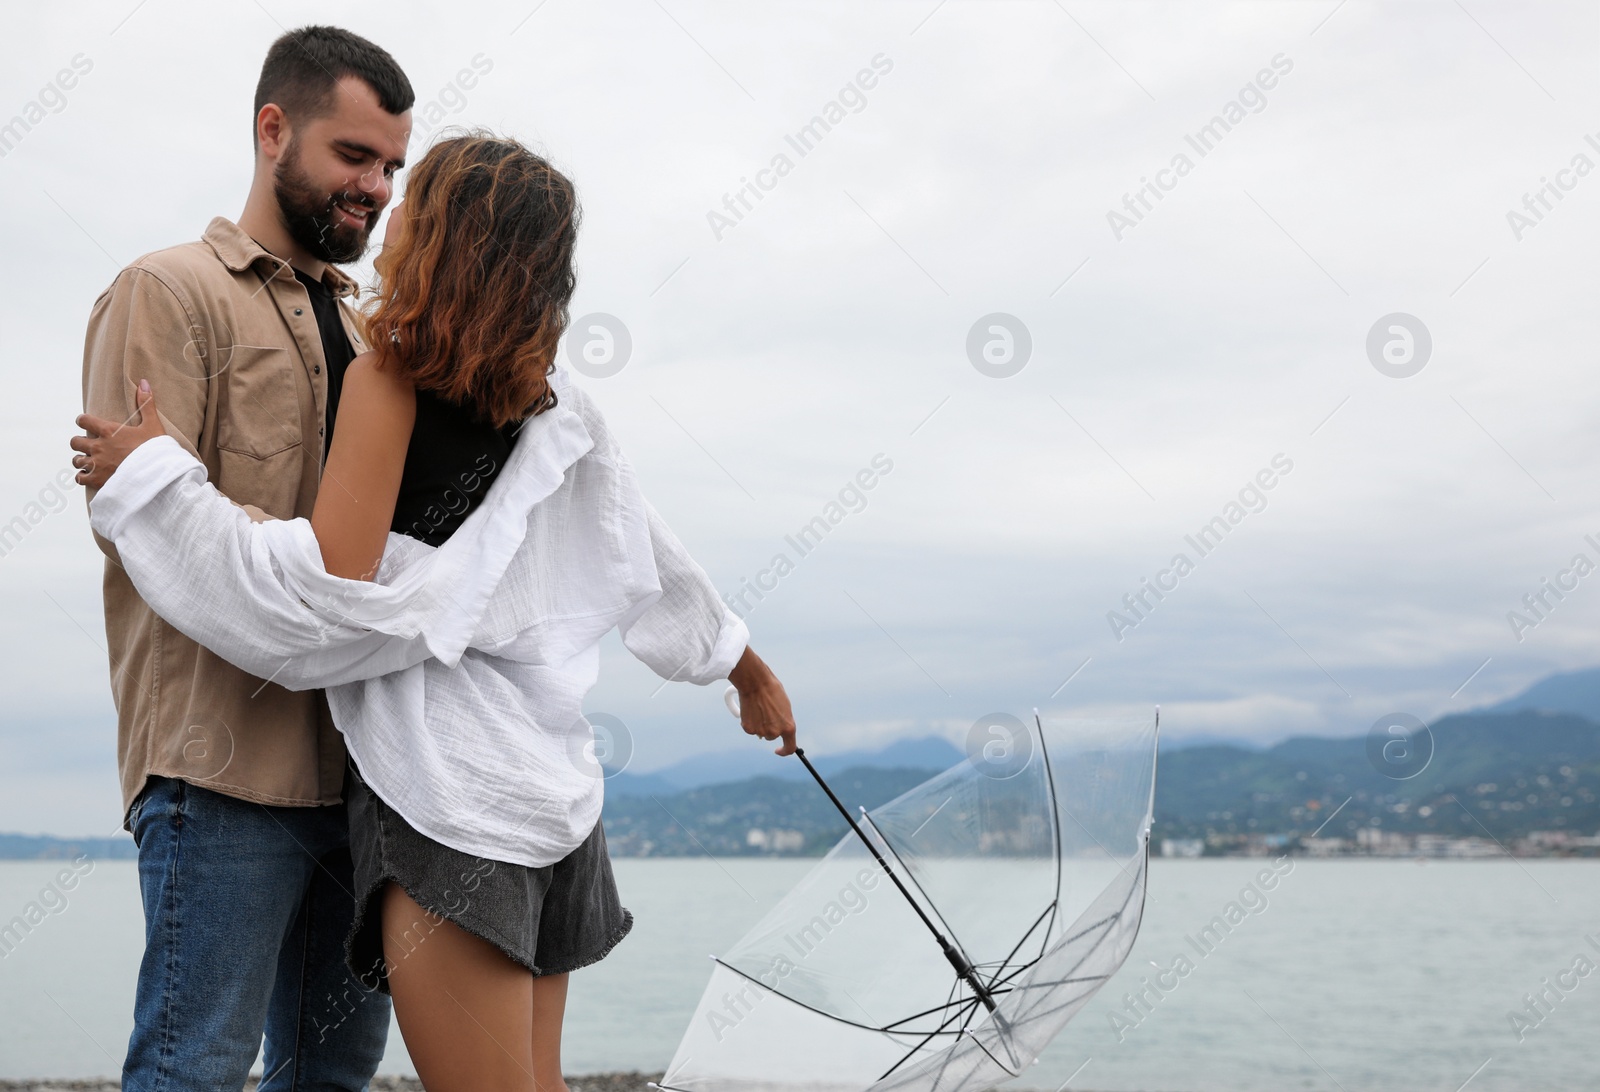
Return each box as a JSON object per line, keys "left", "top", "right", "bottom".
{"left": 617, "top": 499, "right": 748, "bottom": 685}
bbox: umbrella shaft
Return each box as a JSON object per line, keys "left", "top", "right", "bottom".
{"left": 793, "top": 748, "right": 999, "bottom": 1014}
{"left": 942, "top": 942, "right": 999, "bottom": 1012}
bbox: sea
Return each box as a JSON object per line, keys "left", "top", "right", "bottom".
{"left": 0, "top": 857, "right": 1595, "bottom": 1091}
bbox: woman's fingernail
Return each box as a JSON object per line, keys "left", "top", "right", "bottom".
{"left": 139, "top": 379, "right": 150, "bottom": 393}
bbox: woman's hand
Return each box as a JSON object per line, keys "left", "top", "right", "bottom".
{"left": 728, "top": 646, "right": 798, "bottom": 756}
{"left": 71, "top": 379, "right": 167, "bottom": 489}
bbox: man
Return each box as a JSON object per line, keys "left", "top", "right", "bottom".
{"left": 73, "top": 26, "right": 412, "bottom": 1091}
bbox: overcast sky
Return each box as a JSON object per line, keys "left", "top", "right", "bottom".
{"left": 3, "top": 0, "right": 1597, "bottom": 835}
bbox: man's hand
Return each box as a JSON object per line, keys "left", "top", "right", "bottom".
{"left": 72, "top": 379, "right": 166, "bottom": 489}
{"left": 728, "top": 645, "right": 798, "bottom": 756}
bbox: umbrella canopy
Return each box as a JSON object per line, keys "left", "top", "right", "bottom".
{"left": 655, "top": 710, "right": 1160, "bottom": 1092}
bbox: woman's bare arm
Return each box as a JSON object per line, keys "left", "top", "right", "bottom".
{"left": 311, "top": 352, "right": 416, "bottom": 580}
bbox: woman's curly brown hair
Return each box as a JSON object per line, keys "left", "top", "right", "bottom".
{"left": 363, "top": 131, "right": 579, "bottom": 427}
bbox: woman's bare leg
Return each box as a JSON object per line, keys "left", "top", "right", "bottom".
{"left": 380, "top": 882, "right": 538, "bottom": 1091}
{"left": 531, "top": 973, "right": 570, "bottom": 1092}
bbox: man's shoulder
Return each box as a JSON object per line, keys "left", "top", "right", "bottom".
{"left": 95, "top": 225, "right": 256, "bottom": 310}
{"left": 119, "top": 239, "right": 225, "bottom": 295}
{"left": 130, "top": 236, "right": 215, "bottom": 271}
{"left": 89, "top": 242, "right": 202, "bottom": 315}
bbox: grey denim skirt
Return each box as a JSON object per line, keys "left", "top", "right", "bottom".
{"left": 343, "top": 759, "right": 633, "bottom": 993}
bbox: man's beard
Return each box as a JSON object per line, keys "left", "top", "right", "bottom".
{"left": 273, "top": 138, "right": 375, "bottom": 265}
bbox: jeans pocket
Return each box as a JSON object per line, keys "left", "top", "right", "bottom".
{"left": 129, "top": 776, "right": 185, "bottom": 849}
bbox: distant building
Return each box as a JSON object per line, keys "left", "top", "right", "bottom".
{"left": 1356, "top": 828, "right": 1413, "bottom": 855}
{"left": 1411, "top": 834, "right": 1500, "bottom": 859}
{"left": 746, "top": 828, "right": 806, "bottom": 853}
{"left": 1139, "top": 828, "right": 1600, "bottom": 860}
{"left": 1524, "top": 830, "right": 1572, "bottom": 849}
{"left": 1412, "top": 834, "right": 1453, "bottom": 857}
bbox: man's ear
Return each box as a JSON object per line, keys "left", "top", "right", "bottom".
{"left": 256, "top": 103, "right": 291, "bottom": 160}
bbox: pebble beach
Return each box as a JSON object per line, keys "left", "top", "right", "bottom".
{"left": 0, "top": 1078, "right": 663, "bottom": 1091}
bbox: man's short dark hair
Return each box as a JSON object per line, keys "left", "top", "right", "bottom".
{"left": 253, "top": 25, "right": 414, "bottom": 147}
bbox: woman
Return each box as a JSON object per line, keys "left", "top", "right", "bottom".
{"left": 74, "top": 132, "right": 796, "bottom": 1092}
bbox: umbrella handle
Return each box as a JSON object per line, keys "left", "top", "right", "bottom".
{"left": 723, "top": 684, "right": 741, "bottom": 720}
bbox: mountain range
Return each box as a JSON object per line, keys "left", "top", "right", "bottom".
{"left": 1152, "top": 707, "right": 1600, "bottom": 843}
{"left": 596, "top": 667, "right": 1600, "bottom": 854}
{"left": 603, "top": 734, "right": 966, "bottom": 797}
{"left": 605, "top": 664, "right": 1600, "bottom": 798}
{"left": 1482, "top": 666, "right": 1600, "bottom": 720}
{"left": 594, "top": 706, "right": 1600, "bottom": 856}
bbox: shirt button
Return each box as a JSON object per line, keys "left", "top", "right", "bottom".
{"left": 295, "top": 308, "right": 304, "bottom": 316}
{"left": 314, "top": 364, "right": 321, "bottom": 374}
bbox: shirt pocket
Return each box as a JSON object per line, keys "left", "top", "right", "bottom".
{"left": 215, "top": 344, "right": 303, "bottom": 459}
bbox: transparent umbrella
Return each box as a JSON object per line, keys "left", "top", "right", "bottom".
{"left": 654, "top": 707, "right": 1160, "bottom": 1092}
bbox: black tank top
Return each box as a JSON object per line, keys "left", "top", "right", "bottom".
{"left": 298, "top": 265, "right": 523, "bottom": 549}
{"left": 390, "top": 391, "right": 524, "bottom": 547}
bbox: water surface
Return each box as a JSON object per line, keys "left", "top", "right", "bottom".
{"left": 0, "top": 858, "right": 1594, "bottom": 1090}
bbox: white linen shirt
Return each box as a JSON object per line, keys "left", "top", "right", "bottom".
{"left": 88, "top": 367, "right": 749, "bottom": 867}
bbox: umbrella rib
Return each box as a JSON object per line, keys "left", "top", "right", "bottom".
{"left": 1061, "top": 908, "right": 1125, "bottom": 947}
{"left": 880, "top": 990, "right": 986, "bottom": 1031}
{"left": 955, "top": 978, "right": 987, "bottom": 1036}
{"left": 991, "top": 890, "right": 1137, "bottom": 998}
{"left": 875, "top": 994, "right": 984, "bottom": 1083}
{"left": 917, "top": 1003, "right": 970, "bottom": 1092}
{"left": 1013, "top": 875, "right": 1148, "bottom": 1013}
{"left": 991, "top": 984, "right": 1101, "bottom": 1028}
{"left": 1034, "top": 710, "right": 1066, "bottom": 926}
{"left": 876, "top": 973, "right": 1027, "bottom": 1085}
{"left": 984, "top": 899, "right": 1057, "bottom": 990}
{"left": 710, "top": 958, "right": 970, "bottom": 1038}
{"left": 889, "top": 973, "right": 1024, "bottom": 1082}
{"left": 977, "top": 911, "right": 1117, "bottom": 998}
{"left": 937, "top": 850, "right": 1146, "bottom": 1067}
{"left": 878, "top": 984, "right": 1016, "bottom": 1035}
{"left": 963, "top": 893, "right": 1139, "bottom": 1041}
{"left": 986, "top": 860, "right": 1150, "bottom": 1027}
{"left": 963, "top": 1026, "right": 1023, "bottom": 1078}
{"left": 1029, "top": 711, "right": 1066, "bottom": 980}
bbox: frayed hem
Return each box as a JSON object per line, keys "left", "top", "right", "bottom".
{"left": 533, "top": 908, "right": 635, "bottom": 977}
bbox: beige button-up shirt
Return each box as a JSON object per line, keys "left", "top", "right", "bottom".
{"left": 82, "top": 216, "right": 370, "bottom": 818}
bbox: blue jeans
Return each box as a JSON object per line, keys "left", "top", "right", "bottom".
{"left": 123, "top": 775, "right": 392, "bottom": 1091}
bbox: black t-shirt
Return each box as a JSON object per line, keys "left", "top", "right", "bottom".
{"left": 292, "top": 268, "right": 356, "bottom": 455}
{"left": 293, "top": 268, "right": 523, "bottom": 548}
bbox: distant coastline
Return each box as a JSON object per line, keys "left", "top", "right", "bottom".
{"left": 4, "top": 830, "right": 1593, "bottom": 861}
{"left": 0, "top": 833, "right": 135, "bottom": 861}
{"left": 11, "top": 665, "right": 1600, "bottom": 862}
